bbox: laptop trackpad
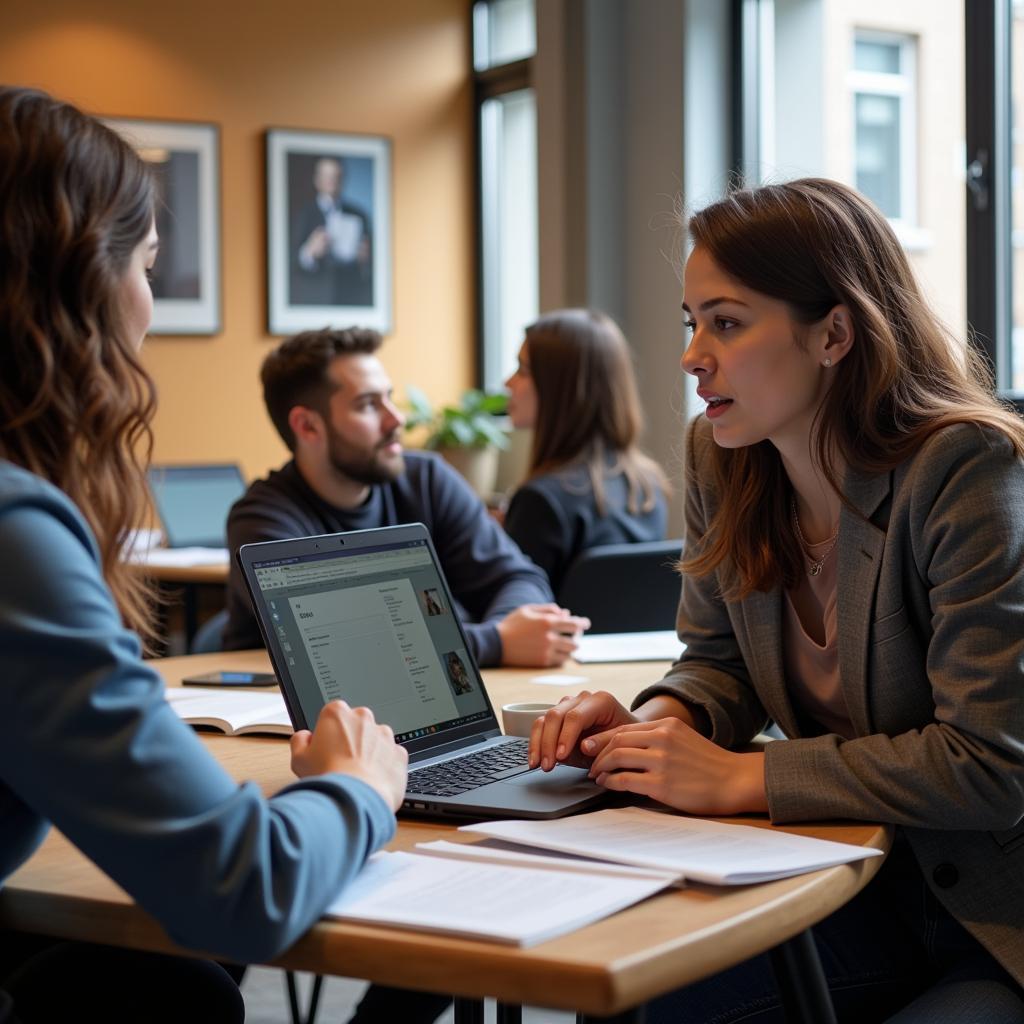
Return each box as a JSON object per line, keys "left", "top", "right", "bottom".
{"left": 500, "top": 764, "right": 601, "bottom": 795}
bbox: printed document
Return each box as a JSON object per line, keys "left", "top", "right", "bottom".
{"left": 324, "top": 850, "right": 670, "bottom": 947}
{"left": 460, "top": 807, "right": 883, "bottom": 885}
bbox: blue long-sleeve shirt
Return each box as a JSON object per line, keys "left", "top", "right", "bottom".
{"left": 0, "top": 461, "right": 395, "bottom": 963}
{"left": 224, "top": 453, "right": 553, "bottom": 665}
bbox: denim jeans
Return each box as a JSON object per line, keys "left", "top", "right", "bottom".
{"left": 647, "top": 831, "right": 1024, "bottom": 1024}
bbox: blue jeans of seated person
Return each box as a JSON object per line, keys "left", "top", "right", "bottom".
{"left": 647, "top": 831, "right": 1024, "bottom": 1024}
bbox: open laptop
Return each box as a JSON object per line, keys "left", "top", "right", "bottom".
{"left": 148, "top": 464, "right": 246, "bottom": 549}
{"left": 237, "top": 524, "right": 606, "bottom": 819}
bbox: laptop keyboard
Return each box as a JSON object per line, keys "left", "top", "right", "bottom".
{"left": 407, "top": 739, "right": 532, "bottom": 796}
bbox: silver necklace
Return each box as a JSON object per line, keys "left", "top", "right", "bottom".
{"left": 790, "top": 495, "right": 839, "bottom": 577}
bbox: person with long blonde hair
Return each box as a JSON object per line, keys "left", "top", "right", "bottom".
{"left": 0, "top": 86, "right": 407, "bottom": 1023}
{"left": 530, "top": 179, "right": 1024, "bottom": 1022}
{"left": 504, "top": 308, "right": 669, "bottom": 594}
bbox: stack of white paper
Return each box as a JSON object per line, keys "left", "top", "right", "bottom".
{"left": 322, "top": 807, "right": 881, "bottom": 948}
{"left": 573, "top": 630, "right": 684, "bottom": 663}
{"left": 459, "top": 807, "right": 883, "bottom": 885}
{"left": 324, "top": 851, "right": 671, "bottom": 947}
{"left": 131, "top": 546, "right": 229, "bottom": 568}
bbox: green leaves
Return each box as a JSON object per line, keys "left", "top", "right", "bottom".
{"left": 404, "top": 386, "right": 510, "bottom": 450}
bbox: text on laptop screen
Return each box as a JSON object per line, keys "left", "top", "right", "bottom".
{"left": 251, "top": 539, "right": 492, "bottom": 743}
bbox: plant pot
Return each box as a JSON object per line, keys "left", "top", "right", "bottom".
{"left": 437, "top": 445, "right": 500, "bottom": 500}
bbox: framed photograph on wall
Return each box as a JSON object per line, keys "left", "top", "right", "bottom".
{"left": 266, "top": 128, "right": 392, "bottom": 335}
{"left": 104, "top": 118, "right": 221, "bottom": 335}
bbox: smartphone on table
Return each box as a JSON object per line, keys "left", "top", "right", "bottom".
{"left": 181, "top": 670, "right": 279, "bottom": 687}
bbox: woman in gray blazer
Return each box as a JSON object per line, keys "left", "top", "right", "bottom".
{"left": 530, "top": 178, "right": 1024, "bottom": 1022}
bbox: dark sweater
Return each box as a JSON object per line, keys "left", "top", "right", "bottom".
{"left": 504, "top": 461, "right": 668, "bottom": 596}
{"left": 225, "top": 452, "right": 552, "bottom": 666}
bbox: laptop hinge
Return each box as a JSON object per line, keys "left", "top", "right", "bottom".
{"left": 407, "top": 730, "right": 502, "bottom": 764}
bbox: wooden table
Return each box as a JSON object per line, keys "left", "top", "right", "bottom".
{"left": 0, "top": 651, "right": 890, "bottom": 1023}
{"left": 134, "top": 562, "right": 229, "bottom": 586}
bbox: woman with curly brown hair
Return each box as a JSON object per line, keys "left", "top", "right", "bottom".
{"left": 0, "top": 86, "right": 407, "bottom": 1023}
{"left": 531, "top": 179, "right": 1024, "bottom": 1022}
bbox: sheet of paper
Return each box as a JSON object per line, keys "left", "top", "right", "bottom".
{"left": 122, "top": 527, "right": 164, "bottom": 556}
{"left": 530, "top": 673, "right": 591, "bottom": 686}
{"left": 572, "top": 630, "right": 684, "bottom": 663}
{"left": 325, "top": 850, "right": 669, "bottom": 947}
{"left": 461, "top": 807, "right": 882, "bottom": 885}
{"left": 415, "top": 839, "right": 683, "bottom": 886}
{"left": 131, "top": 546, "right": 230, "bottom": 568}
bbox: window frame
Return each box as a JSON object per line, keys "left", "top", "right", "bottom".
{"left": 850, "top": 30, "right": 919, "bottom": 233}
{"left": 472, "top": 1, "right": 537, "bottom": 392}
{"left": 965, "top": 0, "right": 1016, "bottom": 401}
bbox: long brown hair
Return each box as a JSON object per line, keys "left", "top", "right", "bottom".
{"left": 0, "top": 86, "right": 158, "bottom": 642}
{"left": 523, "top": 308, "right": 668, "bottom": 516}
{"left": 682, "top": 177, "right": 1024, "bottom": 599}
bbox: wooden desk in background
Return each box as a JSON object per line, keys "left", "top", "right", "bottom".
{"left": 0, "top": 652, "right": 890, "bottom": 1023}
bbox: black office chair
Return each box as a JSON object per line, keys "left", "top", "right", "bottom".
{"left": 189, "top": 607, "right": 229, "bottom": 655}
{"left": 556, "top": 539, "right": 683, "bottom": 634}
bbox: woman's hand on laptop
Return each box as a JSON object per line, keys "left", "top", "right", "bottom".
{"left": 528, "top": 691, "right": 637, "bottom": 772}
{"left": 291, "top": 701, "right": 409, "bottom": 812}
{"left": 497, "top": 604, "right": 591, "bottom": 667}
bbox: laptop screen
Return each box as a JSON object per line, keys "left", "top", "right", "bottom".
{"left": 148, "top": 464, "right": 246, "bottom": 548}
{"left": 246, "top": 535, "right": 495, "bottom": 745}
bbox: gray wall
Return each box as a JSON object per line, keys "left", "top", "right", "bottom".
{"left": 535, "top": 0, "right": 734, "bottom": 535}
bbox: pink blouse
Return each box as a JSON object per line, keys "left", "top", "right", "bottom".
{"left": 782, "top": 536, "right": 854, "bottom": 739}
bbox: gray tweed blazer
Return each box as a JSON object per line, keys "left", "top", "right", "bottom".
{"left": 636, "top": 415, "right": 1024, "bottom": 983}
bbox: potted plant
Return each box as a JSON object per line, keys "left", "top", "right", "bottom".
{"left": 404, "top": 386, "right": 510, "bottom": 498}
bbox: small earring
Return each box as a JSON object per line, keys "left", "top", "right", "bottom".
{"left": 823, "top": 357, "right": 832, "bottom": 367}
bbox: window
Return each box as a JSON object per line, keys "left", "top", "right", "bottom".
{"left": 735, "top": 0, "right": 964, "bottom": 340}
{"left": 851, "top": 33, "right": 917, "bottom": 226}
{"left": 473, "top": 0, "right": 539, "bottom": 392}
{"left": 474, "top": 0, "right": 535, "bottom": 70}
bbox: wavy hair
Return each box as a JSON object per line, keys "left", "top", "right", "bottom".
{"left": 0, "top": 86, "right": 158, "bottom": 643}
{"left": 681, "top": 177, "right": 1024, "bottom": 599}
{"left": 523, "top": 308, "right": 668, "bottom": 516}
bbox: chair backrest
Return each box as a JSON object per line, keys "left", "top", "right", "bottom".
{"left": 190, "top": 607, "right": 229, "bottom": 654}
{"left": 556, "top": 539, "right": 683, "bottom": 634}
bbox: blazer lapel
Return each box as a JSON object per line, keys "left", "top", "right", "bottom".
{"left": 836, "top": 466, "right": 891, "bottom": 735}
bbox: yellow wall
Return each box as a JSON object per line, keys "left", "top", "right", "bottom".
{"left": 0, "top": 0, "right": 475, "bottom": 480}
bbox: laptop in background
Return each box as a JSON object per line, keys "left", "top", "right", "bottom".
{"left": 148, "top": 464, "right": 246, "bottom": 549}
{"left": 237, "top": 523, "right": 606, "bottom": 820}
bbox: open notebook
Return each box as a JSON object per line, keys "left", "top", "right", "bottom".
{"left": 165, "top": 686, "right": 292, "bottom": 736}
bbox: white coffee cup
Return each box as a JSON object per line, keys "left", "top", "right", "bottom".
{"left": 501, "top": 702, "right": 555, "bottom": 738}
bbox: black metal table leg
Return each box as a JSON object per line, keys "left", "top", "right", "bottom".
{"left": 285, "top": 970, "right": 302, "bottom": 1024}
{"left": 496, "top": 1003, "right": 522, "bottom": 1024}
{"left": 306, "top": 973, "right": 324, "bottom": 1024}
{"left": 182, "top": 582, "right": 199, "bottom": 652}
{"left": 577, "top": 1008, "right": 646, "bottom": 1023}
{"left": 454, "top": 997, "right": 486, "bottom": 1024}
{"left": 767, "top": 928, "right": 838, "bottom": 1024}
